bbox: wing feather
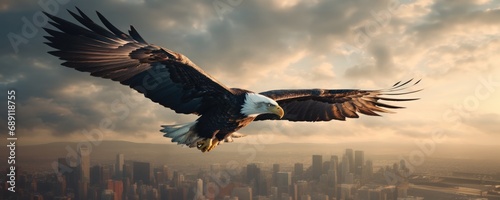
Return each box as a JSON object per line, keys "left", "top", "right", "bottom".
{"left": 256, "top": 79, "right": 421, "bottom": 121}
{"left": 44, "top": 8, "right": 233, "bottom": 115}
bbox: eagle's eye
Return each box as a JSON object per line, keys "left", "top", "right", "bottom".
{"left": 267, "top": 103, "right": 272, "bottom": 107}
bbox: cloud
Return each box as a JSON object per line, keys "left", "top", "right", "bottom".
{"left": 344, "top": 42, "right": 395, "bottom": 78}
{"left": 463, "top": 113, "right": 500, "bottom": 135}
{"left": 408, "top": 0, "right": 500, "bottom": 45}
{"left": 1, "top": 0, "right": 500, "bottom": 146}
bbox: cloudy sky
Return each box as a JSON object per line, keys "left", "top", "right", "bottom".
{"left": 1, "top": 0, "right": 499, "bottom": 147}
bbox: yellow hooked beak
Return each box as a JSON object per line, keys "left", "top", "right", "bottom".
{"left": 268, "top": 105, "right": 284, "bottom": 119}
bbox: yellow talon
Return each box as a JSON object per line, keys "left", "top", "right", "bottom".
{"left": 197, "top": 138, "right": 219, "bottom": 152}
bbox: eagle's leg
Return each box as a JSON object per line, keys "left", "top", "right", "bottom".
{"left": 196, "top": 138, "right": 219, "bottom": 152}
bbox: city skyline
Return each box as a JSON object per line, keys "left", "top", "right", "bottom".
{"left": 3, "top": 146, "right": 499, "bottom": 200}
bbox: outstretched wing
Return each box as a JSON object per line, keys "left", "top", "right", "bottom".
{"left": 44, "top": 8, "right": 233, "bottom": 115}
{"left": 255, "top": 79, "right": 421, "bottom": 121}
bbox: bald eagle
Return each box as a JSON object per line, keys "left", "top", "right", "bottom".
{"left": 43, "top": 8, "right": 421, "bottom": 152}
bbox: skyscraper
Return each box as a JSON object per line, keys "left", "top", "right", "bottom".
{"left": 78, "top": 146, "right": 90, "bottom": 182}
{"left": 330, "top": 155, "right": 338, "bottom": 172}
{"left": 330, "top": 155, "right": 339, "bottom": 186}
{"left": 345, "top": 149, "right": 354, "bottom": 173}
{"left": 90, "top": 164, "right": 103, "bottom": 186}
{"left": 133, "top": 161, "right": 151, "bottom": 184}
{"left": 57, "top": 157, "right": 71, "bottom": 175}
{"left": 196, "top": 179, "right": 203, "bottom": 199}
{"left": 295, "top": 180, "right": 309, "bottom": 200}
{"left": 232, "top": 186, "right": 252, "bottom": 200}
{"left": 323, "top": 161, "right": 332, "bottom": 175}
{"left": 354, "top": 150, "right": 364, "bottom": 178}
{"left": 272, "top": 164, "right": 280, "bottom": 186}
{"left": 294, "top": 163, "right": 304, "bottom": 177}
{"left": 312, "top": 155, "right": 323, "bottom": 180}
{"left": 115, "top": 154, "right": 124, "bottom": 179}
{"left": 107, "top": 179, "right": 123, "bottom": 200}
{"left": 327, "top": 168, "right": 338, "bottom": 198}
{"left": 276, "top": 172, "right": 291, "bottom": 196}
{"left": 123, "top": 162, "right": 133, "bottom": 182}
{"left": 78, "top": 146, "right": 90, "bottom": 200}
{"left": 58, "top": 157, "right": 78, "bottom": 196}
{"left": 341, "top": 154, "right": 350, "bottom": 183}
{"left": 102, "top": 164, "right": 113, "bottom": 182}
{"left": 365, "top": 160, "right": 374, "bottom": 180}
{"left": 246, "top": 163, "right": 266, "bottom": 196}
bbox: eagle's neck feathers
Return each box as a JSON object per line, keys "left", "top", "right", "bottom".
{"left": 240, "top": 93, "right": 278, "bottom": 117}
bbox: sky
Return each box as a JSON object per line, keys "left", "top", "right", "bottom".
{"left": 0, "top": 0, "right": 499, "bottom": 147}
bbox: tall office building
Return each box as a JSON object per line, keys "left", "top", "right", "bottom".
{"left": 294, "top": 163, "right": 304, "bottom": 177}
{"left": 400, "top": 159, "right": 410, "bottom": 174}
{"left": 330, "top": 155, "right": 338, "bottom": 172}
{"left": 354, "top": 150, "right": 364, "bottom": 177}
{"left": 78, "top": 146, "right": 90, "bottom": 182}
{"left": 365, "top": 160, "right": 374, "bottom": 180}
{"left": 78, "top": 146, "right": 90, "bottom": 200}
{"left": 322, "top": 161, "right": 331, "bottom": 174}
{"left": 154, "top": 165, "right": 169, "bottom": 184}
{"left": 295, "top": 180, "right": 309, "bottom": 200}
{"left": 232, "top": 186, "right": 252, "bottom": 200}
{"left": 341, "top": 154, "right": 350, "bottom": 183}
{"left": 196, "top": 179, "right": 203, "bottom": 198}
{"left": 327, "top": 168, "right": 338, "bottom": 198}
{"left": 57, "top": 157, "right": 71, "bottom": 174}
{"left": 107, "top": 179, "right": 123, "bottom": 200}
{"left": 276, "top": 172, "right": 291, "bottom": 196}
{"left": 312, "top": 155, "right": 323, "bottom": 180}
{"left": 90, "top": 165, "right": 103, "bottom": 186}
{"left": 270, "top": 186, "right": 278, "bottom": 199}
{"left": 272, "top": 164, "right": 280, "bottom": 186}
{"left": 172, "top": 171, "right": 184, "bottom": 187}
{"left": 357, "top": 186, "right": 370, "bottom": 200}
{"left": 345, "top": 173, "right": 354, "bottom": 184}
{"left": 330, "top": 155, "right": 339, "bottom": 188}
{"left": 133, "top": 161, "right": 151, "bottom": 184}
{"left": 58, "top": 157, "right": 78, "bottom": 195}
{"left": 102, "top": 164, "right": 113, "bottom": 182}
{"left": 345, "top": 149, "right": 354, "bottom": 173}
{"left": 246, "top": 163, "right": 264, "bottom": 196}
{"left": 319, "top": 174, "right": 329, "bottom": 188}
{"left": 115, "top": 154, "right": 124, "bottom": 179}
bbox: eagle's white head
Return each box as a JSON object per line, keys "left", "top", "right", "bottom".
{"left": 241, "top": 93, "right": 284, "bottom": 118}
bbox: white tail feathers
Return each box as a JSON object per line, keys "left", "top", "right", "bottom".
{"left": 161, "top": 121, "right": 201, "bottom": 147}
